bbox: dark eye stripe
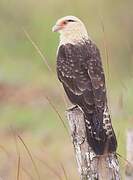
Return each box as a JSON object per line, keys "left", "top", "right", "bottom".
{"left": 67, "top": 19, "right": 76, "bottom": 22}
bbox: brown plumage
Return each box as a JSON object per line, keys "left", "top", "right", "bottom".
{"left": 53, "top": 16, "right": 117, "bottom": 155}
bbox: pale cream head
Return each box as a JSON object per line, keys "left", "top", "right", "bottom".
{"left": 52, "top": 16, "right": 89, "bottom": 45}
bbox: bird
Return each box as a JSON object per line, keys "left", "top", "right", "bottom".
{"left": 52, "top": 15, "right": 117, "bottom": 155}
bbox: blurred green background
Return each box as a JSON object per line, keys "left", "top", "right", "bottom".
{"left": 0, "top": 0, "right": 133, "bottom": 179}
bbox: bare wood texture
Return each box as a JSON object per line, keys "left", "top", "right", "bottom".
{"left": 125, "top": 130, "right": 133, "bottom": 180}
{"left": 66, "top": 106, "right": 121, "bottom": 180}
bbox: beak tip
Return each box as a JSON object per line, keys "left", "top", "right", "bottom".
{"left": 52, "top": 26, "right": 55, "bottom": 32}
{"left": 52, "top": 25, "right": 57, "bottom": 32}
{"left": 52, "top": 25, "right": 61, "bottom": 32}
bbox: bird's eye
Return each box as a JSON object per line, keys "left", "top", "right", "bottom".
{"left": 67, "top": 19, "right": 76, "bottom": 22}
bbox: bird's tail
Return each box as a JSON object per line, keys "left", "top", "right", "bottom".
{"left": 82, "top": 106, "right": 117, "bottom": 155}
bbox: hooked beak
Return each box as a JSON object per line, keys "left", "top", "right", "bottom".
{"left": 52, "top": 24, "right": 62, "bottom": 32}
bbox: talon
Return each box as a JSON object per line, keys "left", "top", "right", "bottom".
{"left": 67, "top": 105, "right": 78, "bottom": 111}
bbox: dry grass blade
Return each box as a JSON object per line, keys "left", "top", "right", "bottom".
{"left": 9, "top": 127, "right": 22, "bottom": 180}
{"left": 22, "top": 28, "right": 53, "bottom": 73}
{"left": 44, "top": 96, "right": 69, "bottom": 135}
{"left": 22, "top": 27, "right": 71, "bottom": 129}
{"left": 0, "top": 144, "right": 10, "bottom": 157}
{"left": 17, "top": 155, "right": 21, "bottom": 180}
{"left": 59, "top": 162, "right": 68, "bottom": 180}
{"left": 98, "top": 14, "right": 112, "bottom": 113}
{"left": 10, "top": 126, "right": 20, "bottom": 157}
{"left": 117, "top": 153, "right": 133, "bottom": 169}
{"left": 23, "top": 28, "right": 68, "bottom": 105}
{"left": 22, "top": 167, "right": 35, "bottom": 180}
{"left": 99, "top": 16, "right": 110, "bottom": 82}
{"left": 36, "top": 156, "right": 63, "bottom": 180}
{"left": 17, "top": 135, "right": 41, "bottom": 180}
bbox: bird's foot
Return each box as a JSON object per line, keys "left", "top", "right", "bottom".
{"left": 67, "top": 105, "right": 78, "bottom": 112}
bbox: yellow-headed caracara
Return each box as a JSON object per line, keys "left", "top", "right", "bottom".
{"left": 52, "top": 16, "right": 117, "bottom": 155}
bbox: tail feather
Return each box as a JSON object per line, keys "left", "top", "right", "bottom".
{"left": 83, "top": 107, "right": 117, "bottom": 155}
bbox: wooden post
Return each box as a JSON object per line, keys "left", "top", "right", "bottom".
{"left": 125, "top": 130, "right": 133, "bottom": 180}
{"left": 66, "top": 106, "right": 121, "bottom": 180}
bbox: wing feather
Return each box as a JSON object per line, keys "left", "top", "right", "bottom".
{"left": 86, "top": 41, "right": 107, "bottom": 112}
{"left": 57, "top": 42, "right": 107, "bottom": 113}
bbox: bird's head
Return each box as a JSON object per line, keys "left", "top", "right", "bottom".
{"left": 52, "top": 16, "right": 89, "bottom": 44}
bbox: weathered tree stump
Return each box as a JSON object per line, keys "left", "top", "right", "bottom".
{"left": 66, "top": 106, "right": 121, "bottom": 180}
